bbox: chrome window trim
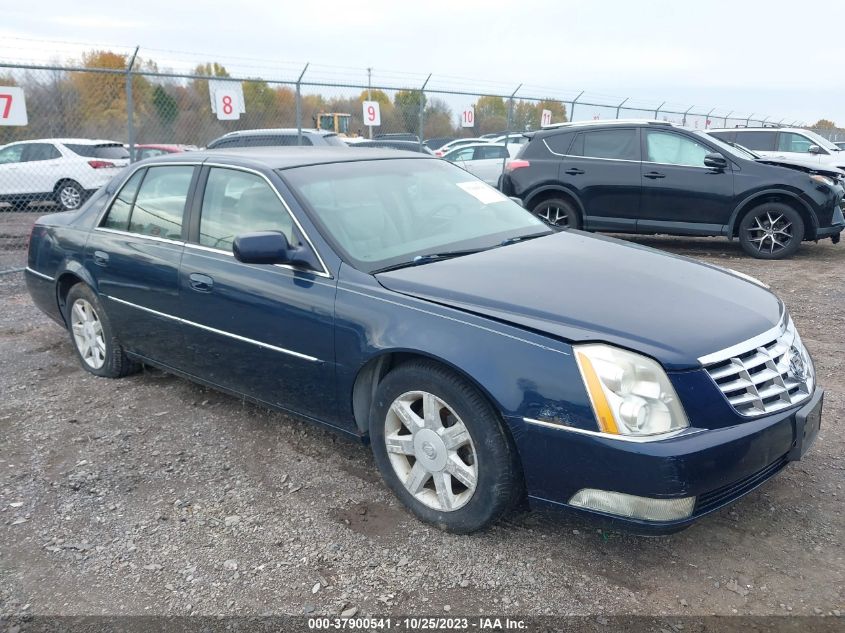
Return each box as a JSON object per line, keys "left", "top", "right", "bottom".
{"left": 104, "top": 294, "right": 320, "bottom": 363}
{"left": 202, "top": 162, "right": 332, "bottom": 279}
{"left": 338, "top": 285, "right": 570, "bottom": 356}
{"left": 25, "top": 267, "right": 54, "bottom": 282}
{"left": 94, "top": 226, "right": 185, "bottom": 246}
{"left": 697, "top": 308, "right": 787, "bottom": 366}
{"left": 522, "top": 417, "right": 703, "bottom": 443}
{"left": 183, "top": 243, "right": 336, "bottom": 288}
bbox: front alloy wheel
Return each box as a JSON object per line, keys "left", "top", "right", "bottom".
{"left": 384, "top": 391, "right": 478, "bottom": 512}
{"left": 739, "top": 203, "right": 804, "bottom": 259}
{"left": 370, "top": 360, "right": 522, "bottom": 533}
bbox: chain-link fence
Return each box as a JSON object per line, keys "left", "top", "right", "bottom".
{"left": 0, "top": 54, "right": 808, "bottom": 271}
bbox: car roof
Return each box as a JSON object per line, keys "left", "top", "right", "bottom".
{"left": 444, "top": 142, "right": 506, "bottom": 151}
{"left": 541, "top": 119, "right": 675, "bottom": 131}
{"left": 140, "top": 146, "right": 433, "bottom": 170}
{"left": 4, "top": 138, "right": 123, "bottom": 145}
{"left": 707, "top": 127, "right": 796, "bottom": 133}
{"left": 215, "top": 128, "right": 335, "bottom": 139}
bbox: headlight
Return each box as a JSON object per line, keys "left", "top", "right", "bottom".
{"left": 810, "top": 174, "right": 835, "bottom": 187}
{"left": 574, "top": 344, "right": 689, "bottom": 437}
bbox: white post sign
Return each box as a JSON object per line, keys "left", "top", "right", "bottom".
{"left": 362, "top": 100, "right": 381, "bottom": 127}
{"left": 461, "top": 107, "right": 475, "bottom": 128}
{"left": 541, "top": 109, "right": 552, "bottom": 127}
{"left": 0, "top": 87, "right": 28, "bottom": 126}
{"left": 209, "top": 80, "right": 245, "bottom": 120}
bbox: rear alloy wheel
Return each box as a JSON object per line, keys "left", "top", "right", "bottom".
{"left": 370, "top": 360, "right": 522, "bottom": 533}
{"left": 55, "top": 180, "right": 84, "bottom": 211}
{"left": 533, "top": 197, "right": 581, "bottom": 229}
{"left": 65, "top": 283, "right": 140, "bottom": 378}
{"left": 739, "top": 203, "right": 804, "bottom": 259}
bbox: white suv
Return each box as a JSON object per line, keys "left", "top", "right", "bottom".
{"left": 707, "top": 127, "right": 845, "bottom": 170}
{"left": 0, "top": 139, "right": 130, "bottom": 211}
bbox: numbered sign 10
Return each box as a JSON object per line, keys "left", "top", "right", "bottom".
{"left": 461, "top": 107, "right": 475, "bottom": 128}
{"left": 541, "top": 109, "right": 552, "bottom": 127}
{"left": 214, "top": 90, "right": 241, "bottom": 121}
{"left": 0, "top": 87, "right": 28, "bottom": 126}
{"left": 362, "top": 100, "right": 381, "bottom": 127}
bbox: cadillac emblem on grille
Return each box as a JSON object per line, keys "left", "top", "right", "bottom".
{"left": 788, "top": 345, "right": 808, "bottom": 382}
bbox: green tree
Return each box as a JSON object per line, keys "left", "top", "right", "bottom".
{"left": 152, "top": 85, "right": 178, "bottom": 127}
{"left": 394, "top": 90, "right": 426, "bottom": 132}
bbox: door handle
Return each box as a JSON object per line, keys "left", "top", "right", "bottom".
{"left": 93, "top": 251, "right": 109, "bottom": 267}
{"left": 564, "top": 167, "right": 585, "bottom": 175}
{"left": 644, "top": 171, "right": 666, "bottom": 179}
{"left": 189, "top": 272, "right": 214, "bottom": 292}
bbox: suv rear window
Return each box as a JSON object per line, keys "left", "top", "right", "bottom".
{"left": 732, "top": 131, "right": 776, "bottom": 151}
{"left": 544, "top": 132, "right": 575, "bottom": 155}
{"left": 571, "top": 129, "right": 639, "bottom": 161}
{"left": 65, "top": 143, "right": 130, "bottom": 159}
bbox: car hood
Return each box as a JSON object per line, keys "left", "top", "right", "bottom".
{"left": 754, "top": 156, "right": 845, "bottom": 177}
{"left": 375, "top": 232, "right": 782, "bottom": 370}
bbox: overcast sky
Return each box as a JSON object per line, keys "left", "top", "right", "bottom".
{"left": 2, "top": 0, "right": 843, "bottom": 126}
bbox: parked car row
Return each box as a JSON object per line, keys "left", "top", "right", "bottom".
{"left": 501, "top": 120, "right": 844, "bottom": 259}
{"left": 25, "top": 145, "right": 825, "bottom": 534}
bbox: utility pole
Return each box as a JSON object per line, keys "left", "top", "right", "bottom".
{"left": 367, "top": 67, "right": 372, "bottom": 139}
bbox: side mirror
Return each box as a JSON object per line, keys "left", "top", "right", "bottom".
{"left": 704, "top": 153, "right": 728, "bottom": 170}
{"left": 808, "top": 144, "right": 822, "bottom": 155}
{"left": 233, "top": 231, "right": 319, "bottom": 270}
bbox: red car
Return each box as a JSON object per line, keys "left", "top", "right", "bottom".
{"left": 133, "top": 144, "right": 197, "bottom": 160}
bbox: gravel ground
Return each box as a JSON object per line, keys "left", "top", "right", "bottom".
{"left": 0, "top": 235, "right": 843, "bottom": 620}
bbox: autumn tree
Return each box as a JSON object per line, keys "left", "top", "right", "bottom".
{"left": 394, "top": 90, "right": 425, "bottom": 133}
{"left": 423, "top": 98, "right": 455, "bottom": 138}
{"left": 473, "top": 96, "right": 507, "bottom": 134}
{"left": 359, "top": 89, "right": 391, "bottom": 106}
{"left": 811, "top": 119, "right": 836, "bottom": 129}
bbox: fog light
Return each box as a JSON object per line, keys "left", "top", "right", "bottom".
{"left": 569, "top": 489, "right": 695, "bottom": 521}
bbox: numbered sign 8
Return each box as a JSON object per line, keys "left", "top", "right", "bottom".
{"left": 214, "top": 90, "right": 241, "bottom": 121}
{"left": 362, "top": 100, "right": 381, "bottom": 127}
{"left": 0, "top": 87, "right": 28, "bottom": 126}
{"left": 461, "top": 107, "right": 475, "bottom": 128}
{"left": 541, "top": 109, "right": 552, "bottom": 127}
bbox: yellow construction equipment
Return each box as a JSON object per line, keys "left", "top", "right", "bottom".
{"left": 315, "top": 112, "right": 352, "bottom": 136}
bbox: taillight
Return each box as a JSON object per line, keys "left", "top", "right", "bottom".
{"left": 87, "top": 160, "right": 116, "bottom": 169}
{"left": 435, "top": 150, "right": 445, "bottom": 157}
{"left": 506, "top": 159, "right": 530, "bottom": 171}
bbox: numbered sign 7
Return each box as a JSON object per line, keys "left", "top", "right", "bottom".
{"left": 0, "top": 87, "right": 28, "bottom": 126}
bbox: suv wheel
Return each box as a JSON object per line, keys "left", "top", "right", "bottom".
{"left": 369, "top": 360, "right": 522, "bottom": 533}
{"left": 55, "top": 180, "right": 85, "bottom": 211}
{"left": 533, "top": 197, "right": 581, "bottom": 229}
{"left": 738, "top": 203, "right": 804, "bottom": 259}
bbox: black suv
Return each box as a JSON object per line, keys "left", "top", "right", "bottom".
{"left": 501, "top": 120, "right": 845, "bottom": 258}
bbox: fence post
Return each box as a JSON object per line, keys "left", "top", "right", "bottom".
{"left": 723, "top": 111, "right": 733, "bottom": 127}
{"left": 682, "top": 105, "right": 694, "bottom": 126}
{"left": 296, "top": 63, "right": 309, "bottom": 146}
{"left": 570, "top": 90, "right": 584, "bottom": 122}
{"left": 654, "top": 101, "right": 666, "bottom": 120}
{"left": 501, "top": 84, "right": 521, "bottom": 184}
{"left": 417, "top": 74, "right": 431, "bottom": 151}
{"left": 615, "top": 97, "right": 629, "bottom": 119}
{"left": 125, "top": 46, "right": 140, "bottom": 162}
{"left": 705, "top": 107, "right": 715, "bottom": 128}
{"left": 746, "top": 113, "right": 754, "bottom": 126}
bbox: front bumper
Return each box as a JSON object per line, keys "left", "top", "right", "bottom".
{"left": 510, "top": 388, "right": 823, "bottom": 534}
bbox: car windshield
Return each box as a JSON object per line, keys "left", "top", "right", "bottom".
{"left": 800, "top": 129, "right": 840, "bottom": 152}
{"left": 695, "top": 132, "right": 756, "bottom": 160}
{"left": 281, "top": 158, "right": 550, "bottom": 273}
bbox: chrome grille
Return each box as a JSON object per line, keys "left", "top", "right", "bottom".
{"left": 702, "top": 316, "right": 814, "bottom": 417}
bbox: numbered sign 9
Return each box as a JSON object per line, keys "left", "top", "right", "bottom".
{"left": 0, "top": 87, "right": 28, "bottom": 126}
{"left": 362, "top": 100, "right": 381, "bottom": 127}
{"left": 541, "top": 109, "right": 552, "bottom": 127}
{"left": 461, "top": 107, "right": 475, "bottom": 128}
{"left": 214, "top": 89, "right": 241, "bottom": 121}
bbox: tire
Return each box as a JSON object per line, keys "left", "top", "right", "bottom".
{"left": 370, "top": 360, "right": 522, "bottom": 533}
{"left": 738, "top": 203, "right": 804, "bottom": 259}
{"left": 64, "top": 283, "right": 140, "bottom": 378}
{"left": 532, "top": 197, "right": 582, "bottom": 229}
{"left": 54, "top": 180, "right": 85, "bottom": 211}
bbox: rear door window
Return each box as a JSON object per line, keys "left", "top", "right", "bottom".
{"left": 572, "top": 129, "right": 639, "bottom": 161}
{"left": 733, "top": 131, "right": 776, "bottom": 151}
{"left": 21, "top": 143, "right": 61, "bottom": 162}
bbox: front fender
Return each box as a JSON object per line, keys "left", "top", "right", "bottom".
{"left": 334, "top": 267, "right": 596, "bottom": 434}
{"left": 727, "top": 188, "right": 818, "bottom": 238}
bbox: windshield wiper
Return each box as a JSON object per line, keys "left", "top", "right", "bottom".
{"left": 373, "top": 248, "right": 488, "bottom": 273}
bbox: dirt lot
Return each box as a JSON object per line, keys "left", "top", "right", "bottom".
{"left": 0, "top": 235, "right": 843, "bottom": 620}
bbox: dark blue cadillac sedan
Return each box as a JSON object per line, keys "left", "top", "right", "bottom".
{"left": 25, "top": 148, "right": 823, "bottom": 534}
